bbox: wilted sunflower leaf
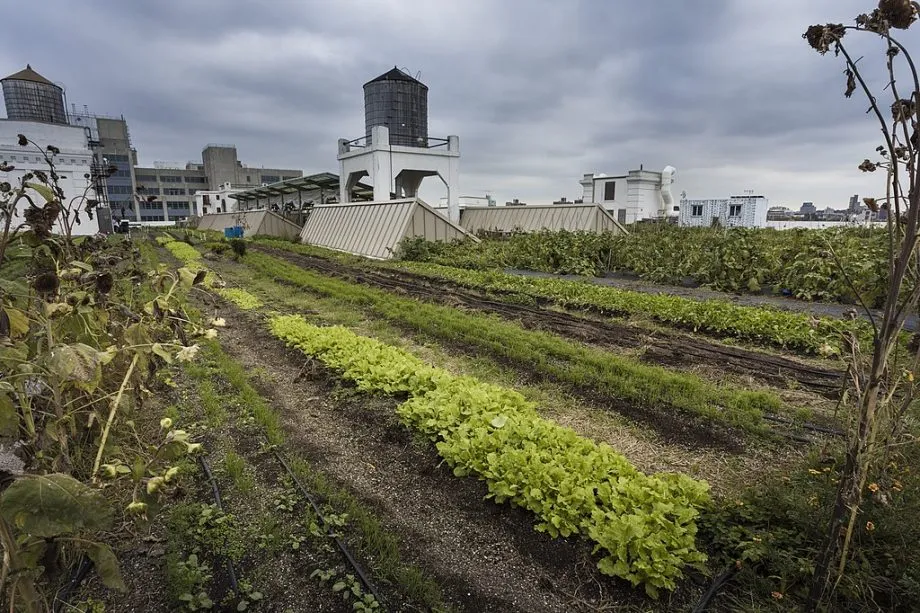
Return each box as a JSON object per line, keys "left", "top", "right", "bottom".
{"left": 3, "top": 307, "right": 29, "bottom": 338}
{"left": 177, "top": 267, "right": 198, "bottom": 288}
{"left": 24, "top": 182, "right": 55, "bottom": 204}
{"left": 84, "top": 542, "right": 127, "bottom": 592}
{"left": 0, "top": 392, "right": 18, "bottom": 437}
{"left": 48, "top": 343, "right": 107, "bottom": 392}
{"left": 0, "top": 474, "right": 113, "bottom": 538}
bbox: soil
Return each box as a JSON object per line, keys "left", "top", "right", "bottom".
{"left": 208, "top": 301, "right": 699, "bottom": 612}
{"left": 254, "top": 245, "right": 845, "bottom": 399}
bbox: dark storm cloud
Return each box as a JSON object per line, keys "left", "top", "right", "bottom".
{"left": 0, "top": 0, "right": 904, "bottom": 207}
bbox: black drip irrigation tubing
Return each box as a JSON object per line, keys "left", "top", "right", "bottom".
{"left": 198, "top": 454, "right": 240, "bottom": 595}
{"left": 271, "top": 447, "right": 385, "bottom": 608}
{"left": 52, "top": 555, "right": 92, "bottom": 613}
{"left": 762, "top": 413, "right": 845, "bottom": 437}
{"left": 691, "top": 564, "right": 737, "bottom": 612}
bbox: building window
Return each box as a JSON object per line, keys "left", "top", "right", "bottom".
{"left": 107, "top": 185, "right": 133, "bottom": 195}
{"left": 729, "top": 204, "right": 742, "bottom": 217}
{"left": 603, "top": 181, "right": 616, "bottom": 201}
{"left": 261, "top": 175, "right": 280, "bottom": 184}
{"left": 246, "top": 175, "right": 251, "bottom": 182}
{"left": 143, "top": 187, "right": 160, "bottom": 195}
{"left": 691, "top": 205, "right": 704, "bottom": 217}
{"left": 184, "top": 176, "right": 208, "bottom": 183}
{"left": 163, "top": 188, "right": 186, "bottom": 196}
{"left": 135, "top": 174, "right": 157, "bottom": 182}
{"left": 159, "top": 175, "right": 183, "bottom": 183}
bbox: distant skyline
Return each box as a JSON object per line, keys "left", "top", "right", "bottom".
{"left": 0, "top": 0, "right": 899, "bottom": 209}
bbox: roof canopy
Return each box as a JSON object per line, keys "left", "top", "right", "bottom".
{"left": 230, "top": 172, "right": 373, "bottom": 202}
{"left": 364, "top": 66, "right": 427, "bottom": 88}
{"left": 2, "top": 64, "right": 58, "bottom": 86}
{"left": 300, "top": 198, "right": 476, "bottom": 260}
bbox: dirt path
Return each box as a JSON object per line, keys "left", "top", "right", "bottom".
{"left": 213, "top": 305, "right": 671, "bottom": 613}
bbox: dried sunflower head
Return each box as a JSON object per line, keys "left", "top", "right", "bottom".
{"left": 33, "top": 272, "right": 60, "bottom": 295}
{"left": 804, "top": 23, "right": 846, "bottom": 54}
{"left": 879, "top": 0, "right": 917, "bottom": 29}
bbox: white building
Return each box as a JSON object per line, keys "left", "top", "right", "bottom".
{"left": 438, "top": 195, "right": 495, "bottom": 208}
{"left": 679, "top": 194, "right": 769, "bottom": 228}
{"left": 580, "top": 166, "right": 677, "bottom": 225}
{"left": 1, "top": 65, "right": 103, "bottom": 235}
{"left": 0, "top": 120, "right": 101, "bottom": 235}
{"left": 194, "top": 182, "right": 247, "bottom": 217}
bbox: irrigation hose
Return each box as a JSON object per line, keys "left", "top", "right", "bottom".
{"left": 270, "top": 448, "right": 384, "bottom": 608}
{"left": 52, "top": 555, "right": 92, "bottom": 613}
{"left": 198, "top": 454, "right": 240, "bottom": 595}
{"left": 691, "top": 564, "right": 737, "bottom": 613}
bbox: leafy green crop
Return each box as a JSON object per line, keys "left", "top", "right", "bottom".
{"left": 392, "top": 226, "right": 894, "bottom": 307}
{"left": 383, "top": 261, "right": 869, "bottom": 355}
{"left": 243, "top": 251, "right": 783, "bottom": 430}
{"left": 162, "top": 239, "right": 204, "bottom": 266}
{"left": 214, "top": 287, "right": 262, "bottom": 310}
{"left": 269, "top": 314, "right": 710, "bottom": 596}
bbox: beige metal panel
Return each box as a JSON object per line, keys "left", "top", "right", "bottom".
{"left": 299, "top": 200, "right": 414, "bottom": 259}
{"left": 299, "top": 198, "right": 475, "bottom": 259}
{"left": 259, "top": 211, "right": 302, "bottom": 239}
{"left": 461, "top": 204, "right": 627, "bottom": 234}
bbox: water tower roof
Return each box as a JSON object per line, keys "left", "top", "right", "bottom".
{"left": 364, "top": 66, "right": 427, "bottom": 89}
{"left": 1, "top": 64, "right": 57, "bottom": 86}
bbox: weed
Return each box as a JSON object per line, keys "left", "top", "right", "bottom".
{"left": 221, "top": 451, "right": 254, "bottom": 493}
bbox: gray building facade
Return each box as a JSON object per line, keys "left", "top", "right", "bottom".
{"left": 134, "top": 146, "right": 303, "bottom": 222}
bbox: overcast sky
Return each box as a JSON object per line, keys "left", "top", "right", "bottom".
{"left": 2, "top": 0, "right": 917, "bottom": 209}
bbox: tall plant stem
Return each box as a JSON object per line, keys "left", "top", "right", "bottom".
{"left": 0, "top": 518, "right": 42, "bottom": 613}
{"left": 91, "top": 353, "right": 139, "bottom": 483}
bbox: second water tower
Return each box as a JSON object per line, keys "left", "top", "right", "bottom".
{"left": 363, "top": 67, "right": 428, "bottom": 147}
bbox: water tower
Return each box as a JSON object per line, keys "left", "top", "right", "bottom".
{"left": 338, "top": 67, "right": 461, "bottom": 222}
{"left": 1, "top": 65, "right": 67, "bottom": 124}
{"left": 364, "top": 67, "right": 428, "bottom": 147}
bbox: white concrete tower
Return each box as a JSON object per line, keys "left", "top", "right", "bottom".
{"left": 337, "top": 67, "right": 460, "bottom": 223}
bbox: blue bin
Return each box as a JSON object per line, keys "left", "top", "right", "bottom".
{"left": 223, "top": 226, "right": 244, "bottom": 238}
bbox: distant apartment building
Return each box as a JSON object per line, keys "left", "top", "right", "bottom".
{"left": 679, "top": 194, "right": 769, "bottom": 228}
{"left": 132, "top": 145, "right": 303, "bottom": 222}
{"left": 579, "top": 165, "right": 677, "bottom": 224}
{"left": 848, "top": 194, "right": 861, "bottom": 213}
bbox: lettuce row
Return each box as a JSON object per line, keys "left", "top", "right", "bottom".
{"left": 214, "top": 287, "right": 263, "bottom": 310}
{"left": 269, "top": 314, "right": 710, "bottom": 597}
{"left": 387, "top": 261, "right": 870, "bottom": 355}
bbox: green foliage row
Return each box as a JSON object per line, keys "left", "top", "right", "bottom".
{"left": 213, "top": 287, "right": 262, "bottom": 310}
{"left": 269, "top": 314, "right": 710, "bottom": 596}
{"left": 395, "top": 225, "right": 893, "bottom": 307}
{"left": 385, "top": 261, "right": 869, "bottom": 355}
{"left": 159, "top": 237, "right": 204, "bottom": 267}
{"left": 244, "top": 251, "right": 783, "bottom": 431}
